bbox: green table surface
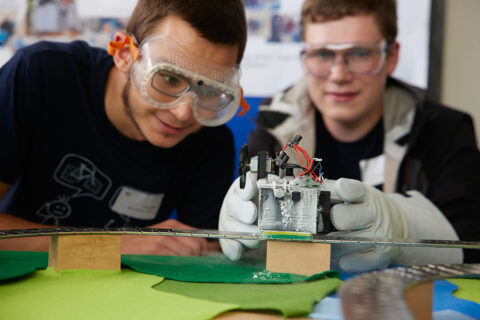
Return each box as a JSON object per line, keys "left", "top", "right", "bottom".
{"left": 0, "top": 251, "right": 342, "bottom": 319}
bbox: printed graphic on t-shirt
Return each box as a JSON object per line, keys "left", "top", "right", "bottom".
{"left": 36, "top": 195, "right": 72, "bottom": 226}
{"left": 36, "top": 154, "right": 112, "bottom": 225}
{"left": 54, "top": 154, "right": 112, "bottom": 199}
{"left": 109, "top": 186, "right": 164, "bottom": 221}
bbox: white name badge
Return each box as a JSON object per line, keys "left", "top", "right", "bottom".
{"left": 110, "top": 186, "right": 164, "bottom": 220}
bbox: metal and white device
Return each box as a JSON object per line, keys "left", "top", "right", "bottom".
{"left": 239, "top": 135, "right": 339, "bottom": 235}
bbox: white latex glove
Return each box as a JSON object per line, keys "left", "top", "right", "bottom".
{"left": 219, "top": 172, "right": 260, "bottom": 261}
{"left": 329, "top": 178, "right": 462, "bottom": 272}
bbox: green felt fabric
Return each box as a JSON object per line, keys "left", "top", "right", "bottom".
{"left": 0, "top": 251, "right": 339, "bottom": 284}
{"left": 0, "top": 267, "right": 239, "bottom": 320}
{"left": 122, "top": 254, "right": 340, "bottom": 283}
{"left": 0, "top": 251, "right": 48, "bottom": 281}
{"left": 448, "top": 278, "right": 480, "bottom": 304}
{"left": 154, "top": 277, "right": 343, "bottom": 317}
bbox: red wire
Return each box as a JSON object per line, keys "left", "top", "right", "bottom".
{"left": 294, "top": 147, "right": 307, "bottom": 170}
{"left": 282, "top": 143, "right": 321, "bottom": 182}
{"left": 296, "top": 146, "right": 311, "bottom": 166}
{"left": 294, "top": 145, "right": 311, "bottom": 169}
{"left": 294, "top": 145, "right": 310, "bottom": 166}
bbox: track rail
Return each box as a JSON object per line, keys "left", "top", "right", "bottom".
{"left": 339, "top": 263, "right": 480, "bottom": 319}
{"left": 1, "top": 227, "right": 480, "bottom": 249}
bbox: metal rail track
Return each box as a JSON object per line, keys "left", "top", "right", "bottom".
{"left": 1, "top": 227, "right": 480, "bottom": 249}
{"left": 338, "top": 263, "right": 480, "bottom": 319}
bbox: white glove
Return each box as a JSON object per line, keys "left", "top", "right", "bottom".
{"left": 329, "top": 178, "right": 463, "bottom": 272}
{"left": 219, "top": 172, "right": 260, "bottom": 261}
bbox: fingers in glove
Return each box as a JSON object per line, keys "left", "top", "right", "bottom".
{"left": 219, "top": 209, "right": 259, "bottom": 246}
{"left": 220, "top": 239, "right": 245, "bottom": 261}
{"left": 236, "top": 172, "right": 258, "bottom": 201}
{"left": 230, "top": 219, "right": 260, "bottom": 249}
{"left": 226, "top": 192, "right": 257, "bottom": 224}
{"left": 337, "top": 246, "right": 397, "bottom": 272}
{"left": 330, "top": 203, "right": 375, "bottom": 230}
{"left": 335, "top": 178, "right": 366, "bottom": 203}
{"left": 240, "top": 238, "right": 260, "bottom": 249}
{"left": 219, "top": 195, "right": 258, "bottom": 232}
{"left": 219, "top": 237, "right": 259, "bottom": 261}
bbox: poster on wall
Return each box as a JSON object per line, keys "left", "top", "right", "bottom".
{"left": 0, "top": 0, "right": 136, "bottom": 66}
{"left": 0, "top": 0, "right": 27, "bottom": 44}
{"left": 0, "top": 0, "right": 27, "bottom": 63}
{"left": 241, "top": 0, "right": 303, "bottom": 97}
{"left": 24, "top": 0, "right": 133, "bottom": 47}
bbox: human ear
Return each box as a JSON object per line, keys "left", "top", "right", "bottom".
{"left": 111, "top": 31, "right": 136, "bottom": 74}
{"left": 386, "top": 42, "right": 400, "bottom": 75}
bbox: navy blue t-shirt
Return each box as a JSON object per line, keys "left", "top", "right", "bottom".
{"left": 314, "top": 108, "right": 384, "bottom": 189}
{"left": 0, "top": 41, "right": 234, "bottom": 228}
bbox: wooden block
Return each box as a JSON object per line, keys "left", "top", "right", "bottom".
{"left": 404, "top": 281, "right": 433, "bottom": 320}
{"left": 49, "top": 234, "right": 121, "bottom": 271}
{"left": 266, "top": 241, "right": 330, "bottom": 276}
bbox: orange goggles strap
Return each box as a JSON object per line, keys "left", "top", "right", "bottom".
{"left": 237, "top": 87, "right": 250, "bottom": 116}
{"left": 107, "top": 35, "right": 139, "bottom": 62}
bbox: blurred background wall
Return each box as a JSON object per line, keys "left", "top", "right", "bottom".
{"left": 441, "top": 0, "right": 480, "bottom": 143}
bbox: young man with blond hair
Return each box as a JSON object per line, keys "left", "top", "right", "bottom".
{"left": 220, "top": 0, "right": 480, "bottom": 271}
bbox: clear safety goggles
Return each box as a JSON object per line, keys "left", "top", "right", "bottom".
{"left": 300, "top": 40, "right": 391, "bottom": 78}
{"left": 108, "top": 35, "right": 249, "bottom": 126}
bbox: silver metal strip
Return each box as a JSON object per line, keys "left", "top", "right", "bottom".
{"left": 0, "top": 228, "right": 479, "bottom": 249}
{"left": 339, "top": 263, "right": 480, "bottom": 319}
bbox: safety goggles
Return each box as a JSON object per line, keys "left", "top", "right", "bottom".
{"left": 108, "top": 35, "right": 249, "bottom": 126}
{"left": 300, "top": 40, "right": 391, "bottom": 78}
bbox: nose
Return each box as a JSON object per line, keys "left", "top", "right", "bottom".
{"left": 329, "top": 56, "right": 353, "bottom": 82}
{"left": 169, "top": 97, "right": 194, "bottom": 122}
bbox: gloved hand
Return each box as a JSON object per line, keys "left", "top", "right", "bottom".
{"left": 219, "top": 172, "right": 260, "bottom": 261}
{"left": 329, "top": 178, "right": 463, "bottom": 272}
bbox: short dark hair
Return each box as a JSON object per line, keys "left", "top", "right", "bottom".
{"left": 126, "top": 0, "right": 247, "bottom": 63}
{"left": 301, "top": 0, "right": 397, "bottom": 43}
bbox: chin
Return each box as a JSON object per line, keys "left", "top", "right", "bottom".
{"left": 148, "top": 134, "right": 186, "bottom": 149}
{"left": 146, "top": 125, "right": 203, "bottom": 148}
{"left": 322, "top": 108, "right": 357, "bottom": 122}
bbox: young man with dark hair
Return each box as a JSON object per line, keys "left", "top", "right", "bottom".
{"left": 0, "top": 0, "right": 247, "bottom": 255}
{"left": 219, "top": 0, "right": 480, "bottom": 271}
